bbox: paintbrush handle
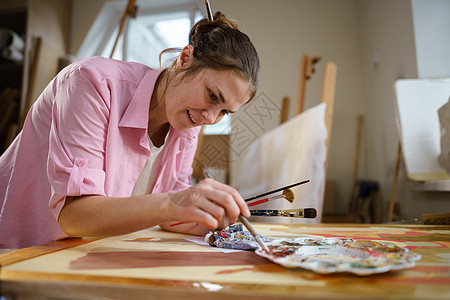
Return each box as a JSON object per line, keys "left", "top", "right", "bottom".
{"left": 247, "top": 194, "right": 285, "bottom": 207}
{"left": 250, "top": 208, "right": 317, "bottom": 218}
{"left": 204, "top": 0, "right": 213, "bottom": 21}
{"left": 247, "top": 198, "right": 269, "bottom": 207}
{"left": 238, "top": 215, "right": 270, "bottom": 253}
{"left": 244, "top": 180, "right": 309, "bottom": 202}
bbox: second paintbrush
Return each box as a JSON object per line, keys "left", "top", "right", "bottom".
{"left": 250, "top": 208, "right": 317, "bottom": 218}
{"left": 247, "top": 188, "right": 294, "bottom": 207}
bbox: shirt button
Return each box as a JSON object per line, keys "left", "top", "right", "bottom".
{"left": 75, "top": 160, "right": 85, "bottom": 167}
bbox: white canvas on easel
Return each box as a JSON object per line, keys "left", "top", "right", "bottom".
{"left": 236, "top": 103, "right": 328, "bottom": 224}
{"left": 394, "top": 77, "right": 450, "bottom": 190}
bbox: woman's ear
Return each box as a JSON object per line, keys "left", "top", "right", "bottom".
{"left": 176, "top": 45, "right": 194, "bottom": 69}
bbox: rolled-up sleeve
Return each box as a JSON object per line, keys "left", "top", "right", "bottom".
{"left": 47, "top": 65, "right": 111, "bottom": 217}
{"left": 170, "top": 130, "right": 200, "bottom": 192}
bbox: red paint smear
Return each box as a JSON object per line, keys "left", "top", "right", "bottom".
{"left": 404, "top": 246, "right": 419, "bottom": 251}
{"left": 402, "top": 241, "right": 449, "bottom": 250}
{"left": 216, "top": 267, "right": 254, "bottom": 275}
{"left": 70, "top": 251, "right": 271, "bottom": 270}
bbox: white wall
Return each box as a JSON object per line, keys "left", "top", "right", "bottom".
{"left": 412, "top": 0, "right": 450, "bottom": 78}
{"left": 69, "top": 0, "right": 108, "bottom": 55}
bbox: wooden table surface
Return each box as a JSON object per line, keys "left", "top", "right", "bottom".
{"left": 1, "top": 223, "right": 449, "bottom": 300}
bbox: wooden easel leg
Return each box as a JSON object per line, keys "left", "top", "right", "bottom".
{"left": 296, "top": 55, "right": 322, "bottom": 115}
{"left": 321, "top": 62, "right": 337, "bottom": 158}
{"left": 296, "top": 55, "right": 308, "bottom": 115}
{"left": 279, "top": 96, "right": 290, "bottom": 124}
{"left": 388, "top": 142, "right": 402, "bottom": 222}
{"left": 110, "top": 0, "right": 138, "bottom": 58}
{"left": 349, "top": 115, "right": 363, "bottom": 215}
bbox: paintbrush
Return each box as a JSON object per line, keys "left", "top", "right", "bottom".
{"left": 250, "top": 208, "right": 317, "bottom": 218}
{"left": 170, "top": 188, "right": 295, "bottom": 226}
{"left": 244, "top": 180, "right": 310, "bottom": 203}
{"left": 247, "top": 188, "right": 294, "bottom": 207}
{"left": 238, "top": 215, "right": 270, "bottom": 253}
{"left": 204, "top": 0, "right": 213, "bottom": 21}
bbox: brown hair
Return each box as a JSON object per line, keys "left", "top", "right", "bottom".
{"left": 160, "top": 11, "right": 260, "bottom": 101}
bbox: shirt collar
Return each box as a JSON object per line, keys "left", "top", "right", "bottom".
{"left": 119, "top": 68, "right": 165, "bottom": 129}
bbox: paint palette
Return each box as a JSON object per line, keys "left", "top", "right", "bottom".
{"left": 205, "top": 225, "right": 273, "bottom": 250}
{"left": 255, "top": 237, "right": 421, "bottom": 276}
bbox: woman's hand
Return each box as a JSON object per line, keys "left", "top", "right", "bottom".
{"left": 168, "top": 178, "right": 250, "bottom": 230}
{"left": 59, "top": 178, "right": 249, "bottom": 238}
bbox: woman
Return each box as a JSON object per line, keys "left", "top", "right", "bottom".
{"left": 0, "top": 12, "right": 260, "bottom": 249}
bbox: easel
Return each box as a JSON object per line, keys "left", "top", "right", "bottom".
{"left": 389, "top": 78, "right": 450, "bottom": 224}
{"left": 293, "top": 54, "right": 336, "bottom": 177}
{"left": 110, "top": 0, "right": 138, "bottom": 59}
{"left": 296, "top": 54, "right": 322, "bottom": 115}
{"left": 280, "top": 54, "right": 337, "bottom": 220}
{"left": 279, "top": 96, "right": 290, "bottom": 124}
{"left": 387, "top": 142, "right": 402, "bottom": 222}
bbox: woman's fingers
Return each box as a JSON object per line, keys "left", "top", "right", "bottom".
{"left": 202, "top": 178, "right": 250, "bottom": 216}
{"left": 198, "top": 178, "right": 250, "bottom": 221}
{"left": 169, "top": 178, "right": 250, "bottom": 229}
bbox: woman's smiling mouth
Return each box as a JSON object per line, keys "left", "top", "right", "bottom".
{"left": 187, "top": 110, "right": 197, "bottom": 124}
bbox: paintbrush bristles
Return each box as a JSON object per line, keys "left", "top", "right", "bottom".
{"left": 303, "top": 208, "right": 317, "bottom": 218}
{"left": 247, "top": 190, "right": 293, "bottom": 207}
{"left": 282, "top": 188, "right": 295, "bottom": 203}
{"left": 244, "top": 180, "right": 309, "bottom": 203}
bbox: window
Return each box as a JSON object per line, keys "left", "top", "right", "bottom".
{"left": 78, "top": 0, "right": 229, "bottom": 134}
{"left": 102, "top": 7, "right": 203, "bottom": 68}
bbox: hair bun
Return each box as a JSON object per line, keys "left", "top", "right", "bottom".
{"left": 189, "top": 11, "right": 239, "bottom": 43}
{"left": 212, "top": 11, "right": 239, "bottom": 30}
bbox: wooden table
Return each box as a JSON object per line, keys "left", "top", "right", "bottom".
{"left": 1, "top": 223, "right": 449, "bottom": 299}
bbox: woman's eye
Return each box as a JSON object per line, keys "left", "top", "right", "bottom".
{"left": 221, "top": 110, "right": 229, "bottom": 116}
{"left": 208, "top": 89, "right": 218, "bottom": 102}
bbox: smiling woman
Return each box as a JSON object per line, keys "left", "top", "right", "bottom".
{"left": 154, "top": 60, "right": 251, "bottom": 133}
{"left": 0, "top": 9, "right": 260, "bottom": 249}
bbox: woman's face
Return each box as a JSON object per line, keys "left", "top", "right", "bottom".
{"left": 164, "top": 67, "right": 251, "bottom": 132}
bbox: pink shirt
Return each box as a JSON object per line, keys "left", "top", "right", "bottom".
{"left": 0, "top": 56, "right": 200, "bottom": 249}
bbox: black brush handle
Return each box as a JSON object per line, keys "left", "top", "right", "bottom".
{"left": 250, "top": 208, "right": 317, "bottom": 218}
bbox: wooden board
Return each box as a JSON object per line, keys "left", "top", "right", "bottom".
{"left": 1, "top": 224, "right": 449, "bottom": 299}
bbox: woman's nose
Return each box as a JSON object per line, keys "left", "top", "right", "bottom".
{"left": 202, "top": 109, "right": 221, "bottom": 125}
